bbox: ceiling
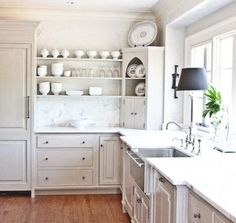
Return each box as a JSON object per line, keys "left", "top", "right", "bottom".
{"left": 0, "top": 0, "right": 160, "bottom": 12}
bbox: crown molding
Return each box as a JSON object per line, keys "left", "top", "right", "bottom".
{"left": 0, "top": 20, "right": 40, "bottom": 30}
{"left": 0, "top": 7, "right": 156, "bottom": 21}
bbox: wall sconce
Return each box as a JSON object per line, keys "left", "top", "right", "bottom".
{"left": 171, "top": 65, "right": 179, "bottom": 99}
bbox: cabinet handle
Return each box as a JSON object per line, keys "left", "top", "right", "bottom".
{"left": 26, "top": 96, "right": 30, "bottom": 119}
{"left": 44, "top": 141, "right": 49, "bottom": 144}
{"left": 82, "top": 176, "right": 85, "bottom": 180}
{"left": 82, "top": 157, "right": 85, "bottom": 160}
{"left": 137, "top": 198, "right": 142, "bottom": 204}
{"left": 134, "top": 112, "right": 137, "bottom": 115}
{"left": 159, "top": 177, "right": 166, "bottom": 183}
{"left": 100, "top": 144, "right": 103, "bottom": 147}
{"left": 131, "top": 112, "right": 134, "bottom": 115}
{"left": 194, "top": 213, "right": 201, "bottom": 219}
{"left": 45, "top": 157, "right": 48, "bottom": 161}
{"left": 45, "top": 177, "right": 49, "bottom": 181}
{"left": 82, "top": 141, "right": 85, "bottom": 144}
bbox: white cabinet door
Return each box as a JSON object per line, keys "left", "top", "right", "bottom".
{"left": 122, "top": 98, "right": 146, "bottom": 129}
{"left": 153, "top": 171, "right": 175, "bottom": 223}
{"left": 122, "top": 98, "right": 134, "bottom": 128}
{"left": 99, "top": 136, "right": 120, "bottom": 185}
{"left": 133, "top": 184, "right": 150, "bottom": 223}
{"left": 0, "top": 43, "right": 31, "bottom": 190}
{"left": 134, "top": 98, "right": 146, "bottom": 129}
{"left": 213, "top": 213, "right": 232, "bottom": 223}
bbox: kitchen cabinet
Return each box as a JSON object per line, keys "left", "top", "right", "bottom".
{"left": 153, "top": 171, "right": 175, "bottom": 223}
{"left": 122, "top": 98, "right": 146, "bottom": 129}
{"left": 133, "top": 184, "right": 150, "bottom": 223}
{"left": 0, "top": 21, "right": 38, "bottom": 191}
{"left": 189, "top": 192, "right": 233, "bottom": 223}
{"left": 35, "top": 134, "right": 99, "bottom": 189}
{"left": 99, "top": 136, "right": 121, "bottom": 185}
{"left": 121, "top": 47, "right": 164, "bottom": 130}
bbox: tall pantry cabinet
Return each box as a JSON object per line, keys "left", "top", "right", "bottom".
{"left": 0, "top": 21, "right": 39, "bottom": 191}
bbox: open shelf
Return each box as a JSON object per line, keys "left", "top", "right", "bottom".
{"left": 36, "top": 76, "right": 122, "bottom": 80}
{"left": 36, "top": 95, "right": 122, "bottom": 98}
{"left": 36, "top": 57, "right": 122, "bottom": 62}
{"left": 125, "top": 77, "right": 145, "bottom": 80}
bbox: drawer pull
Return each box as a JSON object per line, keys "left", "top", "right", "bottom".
{"left": 44, "top": 141, "right": 49, "bottom": 144}
{"left": 82, "top": 157, "right": 85, "bottom": 160}
{"left": 82, "top": 176, "right": 86, "bottom": 180}
{"left": 159, "top": 177, "right": 166, "bottom": 183}
{"left": 194, "top": 213, "right": 201, "bottom": 219}
{"left": 137, "top": 198, "right": 142, "bottom": 204}
{"left": 45, "top": 177, "right": 49, "bottom": 181}
{"left": 45, "top": 157, "right": 49, "bottom": 161}
{"left": 82, "top": 141, "right": 85, "bottom": 144}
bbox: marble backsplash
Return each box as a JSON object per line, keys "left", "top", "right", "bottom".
{"left": 36, "top": 97, "right": 121, "bottom": 128}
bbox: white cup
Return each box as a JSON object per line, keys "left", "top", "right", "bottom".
{"left": 37, "top": 65, "right": 47, "bottom": 76}
{"left": 51, "top": 49, "right": 60, "bottom": 58}
{"left": 39, "top": 82, "right": 50, "bottom": 95}
{"left": 40, "top": 48, "right": 49, "bottom": 58}
{"left": 64, "top": 70, "right": 71, "bottom": 77}
{"left": 51, "top": 82, "right": 62, "bottom": 95}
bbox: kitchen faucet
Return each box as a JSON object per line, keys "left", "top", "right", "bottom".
{"left": 165, "top": 121, "right": 185, "bottom": 130}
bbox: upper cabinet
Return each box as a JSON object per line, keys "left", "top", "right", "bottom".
{"left": 121, "top": 47, "right": 164, "bottom": 130}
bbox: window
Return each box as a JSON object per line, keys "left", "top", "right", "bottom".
{"left": 187, "top": 29, "right": 236, "bottom": 137}
{"left": 190, "top": 42, "right": 212, "bottom": 126}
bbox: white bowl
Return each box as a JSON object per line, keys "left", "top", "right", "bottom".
{"left": 51, "top": 49, "right": 59, "bottom": 58}
{"left": 61, "top": 49, "right": 70, "bottom": 58}
{"left": 74, "top": 50, "right": 85, "bottom": 58}
{"left": 89, "top": 87, "right": 102, "bottom": 96}
{"left": 87, "top": 51, "right": 97, "bottom": 59}
{"left": 40, "top": 48, "right": 49, "bottom": 58}
{"left": 99, "top": 51, "right": 110, "bottom": 59}
{"left": 51, "top": 63, "right": 63, "bottom": 76}
{"left": 64, "top": 70, "right": 71, "bottom": 77}
{"left": 111, "top": 51, "right": 121, "bottom": 59}
{"left": 51, "top": 82, "right": 62, "bottom": 95}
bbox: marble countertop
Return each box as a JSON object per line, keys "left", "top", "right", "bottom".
{"left": 120, "top": 134, "right": 236, "bottom": 222}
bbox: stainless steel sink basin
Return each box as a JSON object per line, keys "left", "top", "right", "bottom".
{"left": 137, "top": 147, "right": 190, "bottom": 158}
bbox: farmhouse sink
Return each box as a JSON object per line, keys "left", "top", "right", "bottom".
{"left": 136, "top": 147, "right": 191, "bottom": 158}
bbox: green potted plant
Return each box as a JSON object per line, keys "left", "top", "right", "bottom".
{"left": 203, "top": 86, "right": 228, "bottom": 141}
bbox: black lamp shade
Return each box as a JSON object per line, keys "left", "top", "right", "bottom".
{"left": 177, "top": 68, "right": 208, "bottom": 91}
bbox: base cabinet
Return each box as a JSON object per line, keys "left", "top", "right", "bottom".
{"left": 133, "top": 185, "right": 150, "bottom": 223}
{"left": 153, "top": 171, "right": 175, "bottom": 223}
{"left": 99, "top": 136, "right": 121, "bottom": 185}
{"left": 189, "top": 192, "right": 233, "bottom": 223}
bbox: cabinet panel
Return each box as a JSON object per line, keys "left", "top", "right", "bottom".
{"left": 188, "top": 193, "right": 212, "bottom": 223}
{"left": 213, "top": 213, "right": 232, "bottom": 223}
{"left": 37, "top": 135, "right": 98, "bottom": 148}
{"left": 99, "top": 136, "right": 120, "bottom": 185}
{"left": 38, "top": 169, "right": 93, "bottom": 186}
{"left": 0, "top": 141, "right": 27, "bottom": 182}
{"left": 133, "top": 186, "right": 142, "bottom": 223}
{"left": 122, "top": 98, "right": 134, "bottom": 128}
{"left": 38, "top": 149, "right": 93, "bottom": 167}
{"left": 134, "top": 98, "right": 146, "bottom": 129}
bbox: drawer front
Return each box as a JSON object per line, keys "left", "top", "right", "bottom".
{"left": 37, "top": 169, "right": 93, "bottom": 186}
{"left": 38, "top": 150, "right": 93, "bottom": 167}
{"left": 37, "top": 135, "right": 98, "bottom": 148}
{"left": 189, "top": 193, "right": 212, "bottom": 223}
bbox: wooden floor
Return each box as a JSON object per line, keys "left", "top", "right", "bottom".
{"left": 0, "top": 194, "right": 130, "bottom": 223}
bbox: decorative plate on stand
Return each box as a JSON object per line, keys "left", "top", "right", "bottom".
{"left": 128, "top": 21, "right": 158, "bottom": 47}
{"left": 135, "top": 64, "right": 146, "bottom": 78}
{"left": 135, "top": 82, "right": 145, "bottom": 96}
{"left": 127, "top": 64, "right": 138, "bottom": 77}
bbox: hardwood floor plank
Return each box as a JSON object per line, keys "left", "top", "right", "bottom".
{"left": 0, "top": 194, "right": 130, "bottom": 223}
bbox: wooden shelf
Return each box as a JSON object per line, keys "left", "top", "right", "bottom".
{"left": 125, "top": 77, "right": 146, "bottom": 80}
{"left": 36, "top": 76, "right": 122, "bottom": 80}
{"left": 36, "top": 95, "right": 122, "bottom": 98}
{"left": 36, "top": 57, "right": 122, "bottom": 62}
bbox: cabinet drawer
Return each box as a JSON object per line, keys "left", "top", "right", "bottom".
{"left": 38, "top": 150, "right": 93, "bottom": 167}
{"left": 37, "top": 169, "right": 93, "bottom": 186}
{"left": 189, "top": 193, "right": 212, "bottom": 223}
{"left": 37, "top": 135, "right": 98, "bottom": 148}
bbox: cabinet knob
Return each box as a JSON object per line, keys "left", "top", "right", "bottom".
{"left": 131, "top": 112, "right": 134, "bottom": 115}
{"left": 82, "top": 176, "right": 85, "bottom": 180}
{"left": 45, "top": 177, "right": 49, "bottom": 181}
{"left": 82, "top": 141, "right": 85, "bottom": 144}
{"left": 134, "top": 112, "right": 137, "bottom": 115}
{"left": 44, "top": 141, "right": 49, "bottom": 144}
{"left": 159, "top": 177, "right": 166, "bottom": 183}
{"left": 45, "top": 157, "right": 48, "bottom": 161}
{"left": 137, "top": 198, "right": 142, "bottom": 204}
{"left": 101, "top": 144, "right": 103, "bottom": 147}
{"left": 82, "top": 157, "right": 85, "bottom": 160}
{"left": 194, "top": 213, "right": 201, "bottom": 219}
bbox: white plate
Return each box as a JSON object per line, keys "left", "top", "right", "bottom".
{"left": 135, "top": 64, "right": 146, "bottom": 78}
{"left": 135, "top": 82, "right": 145, "bottom": 96}
{"left": 128, "top": 21, "right": 157, "bottom": 47}
{"left": 127, "top": 64, "right": 138, "bottom": 77}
